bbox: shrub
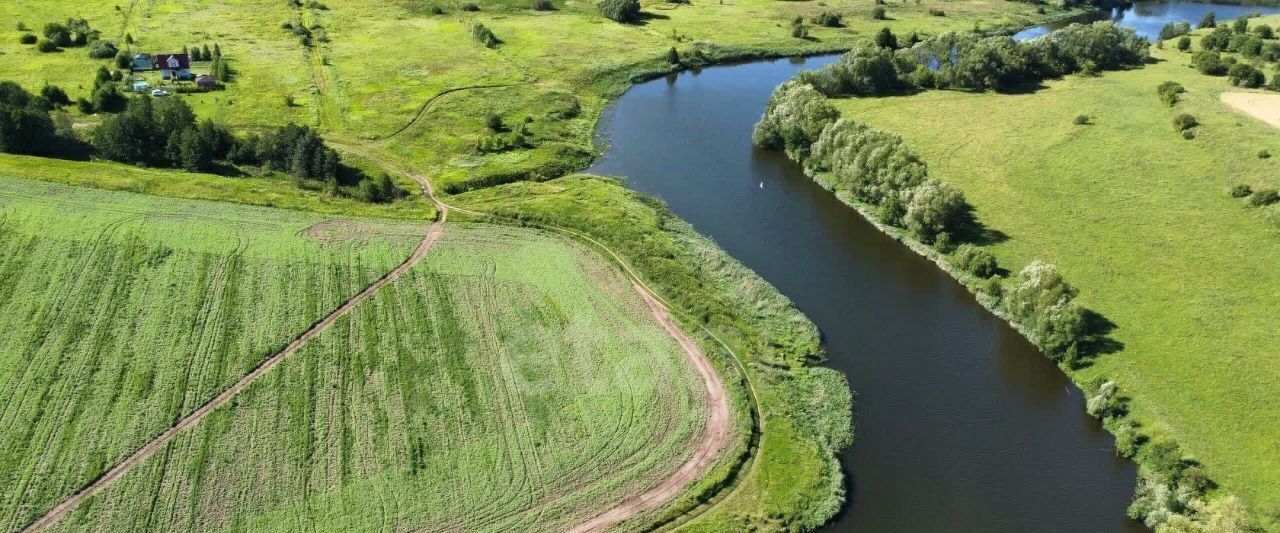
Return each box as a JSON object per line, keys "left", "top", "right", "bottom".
{"left": 791, "top": 22, "right": 809, "bottom": 39}
{"left": 460, "top": 2, "right": 480, "bottom": 10}
{"left": 1250, "top": 188, "right": 1280, "bottom": 206}
{"left": 874, "top": 27, "right": 896, "bottom": 49}
{"left": 952, "top": 244, "right": 998, "bottom": 278}
{"left": 1230, "top": 184, "right": 1253, "bottom": 198}
{"left": 870, "top": 6, "right": 886, "bottom": 20}
{"left": 928, "top": 8, "right": 944, "bottom": 16}
{"left": 1190, "top": 50, "right": 1227, "bottom": 75}
{"left": 1157, "top": 81, "right": 1184, "bottom": 106}
{"left": 1197, "top": 11, "right": 1216, "bottom": 29}
{"left": 1258, "top": 150, "right": 1271, "bottom": 159}
{"left": 811, "top": 11, "right": 842, "bottom": 27}
{"left": 470, "top": 23, "right": 499, "bottom": 48}
{"left": 1254, "top": 24, "right": 1274, "bottom": 39}
{"left": 1232, "top": 16, "right": 1248, "bottom": 34}
{"left": 1176, "top": 35, "right": 1191, "bottom": 51}
{"left": 599, "top": 0, "right": 640, "bottom": 22}
{"left": 486, "top": 114, "right": 505, "bottom": 132}
{"left": 19, "top": 34, "right": 37, "bottom": 45}
{"left": 40, "top": 85, "right": 70, "bottom": 108}
{"left": 532, "top": 0, "right": 554, "bottom": 10}
{"left": 1158, "top": 21, "right": 1192, "bottom": 41}
{"left": 666, "top": 46, "right": 679, "bottom": 64}
{"left": 88, "top": 40, "right": 118, "bottom": 59}
{"left": 37, "top": 39, "right": 60, "bottom": 53}
{"left": 1182, "top": 129, "right": 1196, "bottom": 140}
{"left": 76, "top": 97, "right": 93, "bottom": 114}
{"left": 1227, "top": 63, "right": 1265, "bottom": 88}
{"left": 1073, "top": 114, "right": 1090, "bottom": 125}
{"left": 431, "top": 5, "right": 445, "bottom": 14}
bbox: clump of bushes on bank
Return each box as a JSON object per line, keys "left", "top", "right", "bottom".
{"left": 1001, "top": 261, "right": 1088, "bottom": 363}
{"left": 796, "top": 22, "right": 1148, "bottom": 96}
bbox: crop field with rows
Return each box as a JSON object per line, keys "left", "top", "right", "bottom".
{"left": 0, "top": 177, "right": 424, "bottom": 531}
{"left": 37, "top": 224, "right": 707, "bottom": 532}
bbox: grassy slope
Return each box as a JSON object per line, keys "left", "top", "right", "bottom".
{"left": 835, "top": 32, "right": 1280, "bottom": 527}
{"left": 0, "top": 177, "right": 422, "bottom": 531}
{"left": 43, "top": 224, "right": 708, "bottom": 532}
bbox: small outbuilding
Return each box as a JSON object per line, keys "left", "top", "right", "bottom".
{"left": 194, "top": 75, "right": 217, "bottom": 89}
{"left": 131, "top": 53, "right": 154, "bottom": 71}
{"left": 131, "top": 81, "right": 151, "bottom": 93}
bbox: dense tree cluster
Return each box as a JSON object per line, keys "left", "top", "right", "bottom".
{"left": 40, "top": 18, "right": 98, "bottom": 51}
{"left": 751, "top": 81, "right": 839, "bottom": 162}
{"left": 241, "top": 123, "right": 341, "bottom": 182}
{"left": 92, "top": 97, "right": 233, "bottom": 172}
{"left": 0, "top": 82, "right": 57, "bottom": 155}
{"left": 755, "top": 83, "right": 970, "bottom": 244}
{"left": 797, "top": 22, "right": 1149, "bottom": 96}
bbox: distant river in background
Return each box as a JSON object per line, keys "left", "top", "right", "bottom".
{"left": 1015, "top": 0, "right": 1280, "bottom": 40}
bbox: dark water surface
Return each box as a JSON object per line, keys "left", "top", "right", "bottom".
{"left": 1014, "top": 0, "right": 1280, "bottom": 40}
{"left": 589, "top": 57, "right": 1143, "bottom": 532}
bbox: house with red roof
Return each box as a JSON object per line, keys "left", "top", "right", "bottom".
{"left": 152, "top": 53, "right": 192, "bottom": 80}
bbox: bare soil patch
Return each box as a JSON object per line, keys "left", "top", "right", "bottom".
{"left": 1221, "top": 91, "right": 1280, "bottom": 129}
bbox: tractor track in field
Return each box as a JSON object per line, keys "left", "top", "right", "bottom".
{"left": 21, "top": 149, "right": 448, "bottom": 533}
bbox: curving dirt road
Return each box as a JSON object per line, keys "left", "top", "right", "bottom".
{"left": 567, "top": 282, "right": 730, "bottom": 533}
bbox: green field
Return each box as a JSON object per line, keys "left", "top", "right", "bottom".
{"left": 40, "top": 223, "right": 710, "bottom": 532}
{"left": 0, "top": 0, "right": 1066, "bottom": 203}
{"left": 834, "top": 31, "right": 1280, "bottom": 527}
{"left": 452, "top": 175, "right": 852, "bottom": 530}
{"left": 0, "top": 176, "right": 423, "bottom": 531}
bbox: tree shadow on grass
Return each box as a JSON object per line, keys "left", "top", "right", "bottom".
{"left": 1069, "top": 309, "right": 1125, "bottom": 369}
{"left": 627, "top": 11, "right": 671, "bottom": 25}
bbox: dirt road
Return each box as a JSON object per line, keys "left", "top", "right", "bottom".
{"left": 567, "top": 282, "right": 731, "bottom": 532}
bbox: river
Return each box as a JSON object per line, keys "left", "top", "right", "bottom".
{"left": 588, "top": 57, "right": 1143, "bottom": 531}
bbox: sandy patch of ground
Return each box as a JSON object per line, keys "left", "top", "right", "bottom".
{"left": 1221, "top": 91, "right": 1280, "bottom": 129}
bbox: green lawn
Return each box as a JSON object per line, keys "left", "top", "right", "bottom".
{"left": 42, "top": 224, "right": 709, "bottom": 532}
{"left": 835, "top": 34, "right": 1280, "bottom": 528}
{"left": 0, "top": 177, "right": 423, "bottom": 531}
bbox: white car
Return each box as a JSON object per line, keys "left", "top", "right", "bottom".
{"left": 151, "top": 89, "right": 172, "bottom": 97}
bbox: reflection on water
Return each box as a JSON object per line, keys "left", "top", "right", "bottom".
{"left": 1014, "top": 0, "right": 1280, "bottom": 40}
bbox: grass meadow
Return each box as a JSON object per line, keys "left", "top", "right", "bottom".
{"left": 39, "top": 224, "right": 709, "bottom": 532}
{"left": 0, "top": 0, "right": 1066, "bottom": 200}
{"left": 835, "top": 33, "right": 1280, "bottom": 527}
{"left": 0, "top": 177, "right": 424, "bottom": 531}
